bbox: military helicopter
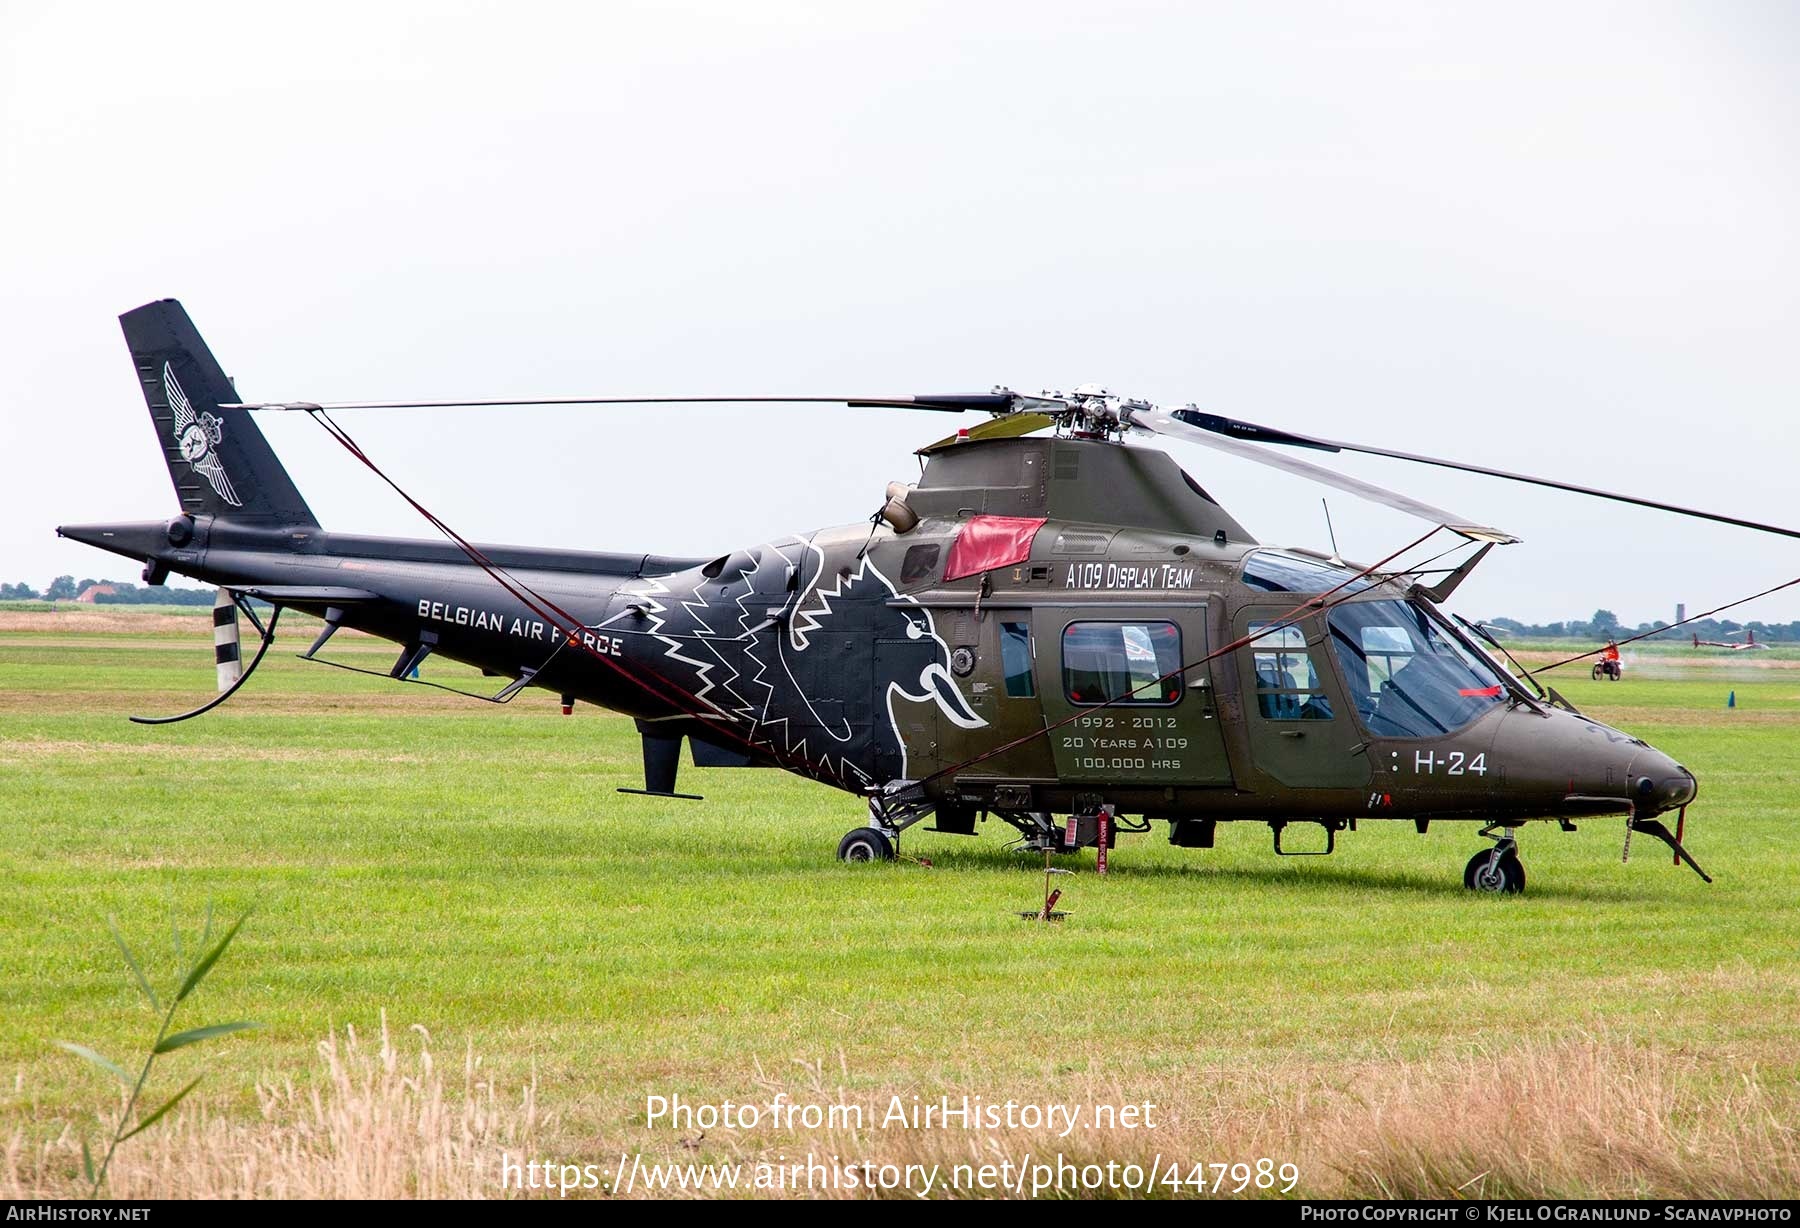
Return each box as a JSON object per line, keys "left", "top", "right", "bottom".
{"left": 1692, "top": 629, "right": 1768, "bottom": 652}
{"left": 61, "top": 300, "right": 1797, "bottom": 893}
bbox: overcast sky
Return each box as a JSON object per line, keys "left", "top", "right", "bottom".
{"left": 3, "top": 1, "right": 1795, "bottom": 624}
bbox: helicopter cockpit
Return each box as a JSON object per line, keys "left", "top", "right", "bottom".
{"left": 1238, "top": 549, "right": 1509, "bottom": 740}
{"left": 1326, "top": 599, "right": 1508, "bottom": 737}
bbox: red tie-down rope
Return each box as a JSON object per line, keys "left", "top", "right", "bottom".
{"left": 305, "top": 409, "right": 864, "bottom": 789}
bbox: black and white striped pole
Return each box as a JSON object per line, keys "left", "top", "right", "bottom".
{"left": 213, "top": 589, "right": 242, "bottom": 690}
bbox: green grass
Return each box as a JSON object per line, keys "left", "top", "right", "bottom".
{"left": 0, "top": 601, "right": 214, "bottom": 616}
{"left": 4, "top": 619, "right": 1800, "bottom": 1194}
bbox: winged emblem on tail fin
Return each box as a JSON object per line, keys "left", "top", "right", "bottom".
{"left": 164, "top": 362, "right": 241, "bottom": 507}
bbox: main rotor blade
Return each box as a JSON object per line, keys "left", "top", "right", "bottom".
{"left": 1175, "top": 411, "right": 1343, "bottom": 453}
{"left": 219, "top": 393, "right": 998, "bottom": 412}
{"left": 1131, "top": 406, "right": 1518, "bottom": 543}
{"left": 1183, "top": 411, "right": 1800, "bottom": 541}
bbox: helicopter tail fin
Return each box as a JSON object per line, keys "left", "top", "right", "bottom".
{"left": 121, "top": 299, "right": 318, "bottom": 527}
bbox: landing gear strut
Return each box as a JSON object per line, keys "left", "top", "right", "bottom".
{"left": 838, "top": 786, "right": 932, "bottom": 863}
{"left": 1465, "top": 827, "right": 1525, "bottom": 893}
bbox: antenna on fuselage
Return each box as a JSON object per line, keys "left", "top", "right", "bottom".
{"left": 1321, "top": 499, "right": 1343, "bottom": 566}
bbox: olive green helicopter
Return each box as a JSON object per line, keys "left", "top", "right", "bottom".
{"left": 65, "top": 300, "right": 1800, "bottom": 892}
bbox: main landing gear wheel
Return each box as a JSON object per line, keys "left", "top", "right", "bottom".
{"left": 1464, "top": 847, "right": 1526, "bottom": 894}
{"left": 838, "top": 827, "right": 896, "bottom": 863}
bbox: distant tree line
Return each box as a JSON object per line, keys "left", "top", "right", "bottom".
{"left": 0, "top": 576, "right": 214, "bottom": 606}
{"left": 1481, "top": 608, "right": 1798, "bottom": 643}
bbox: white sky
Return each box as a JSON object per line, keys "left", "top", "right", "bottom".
{"left": 3, "top": 0, "right": 1796, "bottom": 624}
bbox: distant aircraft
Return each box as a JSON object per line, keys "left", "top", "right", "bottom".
{"left": 1692, "top": 629, "right": 1768, "bottom": 652}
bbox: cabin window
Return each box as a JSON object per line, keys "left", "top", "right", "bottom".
{"left": 1001, "top": 621, "right": 1034, "bottom": 697}
{"left": 901, "top": 543, "right": 940, "bottom": 586}
{"left": 1061, "top": 621, "right": 1182, "bottom": 706}
{"left": 1328, "top": 599, "right": 1506, "bottom": 737}
{"left": 1248, "top": 622, "right": 1334, "bottom": 721}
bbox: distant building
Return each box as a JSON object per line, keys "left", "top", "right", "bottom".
{"left": 1676, "top": 603, "right": 1686, "bottom": 624}
{"left": 75, "top": 583, "right": 118, "bottom": 603}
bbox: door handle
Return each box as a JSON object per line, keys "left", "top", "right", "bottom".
{"left": 1279, "top": 730, "right": 1305, "bottom": 739}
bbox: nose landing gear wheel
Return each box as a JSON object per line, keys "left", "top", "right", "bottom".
{"left": 1464, "top": 847, "right": 1525, "bottom": 893}
{"left": 838, "top": 827, "right": 896, "bottom": 863}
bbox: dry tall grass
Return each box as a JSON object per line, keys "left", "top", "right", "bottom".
{"left": 1313, "top": 1037, "right": 1799, "bottom": 1199}
{"left": 716, "top": 1034, "right": 1798, "bottom": 1200}
{"left": 4, "top": 1013, "right": 539, "bottom": 1199}
{"left": 6, "top": 1028, "right": 1795, "bottom": 1198}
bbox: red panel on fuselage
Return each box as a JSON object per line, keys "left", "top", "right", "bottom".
{"left": 943, "top": 515, "right": 1046, "bottom": 582}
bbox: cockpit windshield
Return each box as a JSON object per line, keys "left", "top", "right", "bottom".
{"left": 1241, "top": 550, "right": 1378, "bottom": 596}
{"left": 1327, "top": 599, "right": 1508, "bottom": 737}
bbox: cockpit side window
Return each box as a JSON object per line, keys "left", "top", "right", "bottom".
{"left": 1248, "top": 623, "right": 1334, "bottom": 721}
{"left": 1328, "top": 600, "right": 1506, "bottom": 737}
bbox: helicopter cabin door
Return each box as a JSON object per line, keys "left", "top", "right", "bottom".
{"left": 1232, "top": 607, "right": 1370, "bottom": 790}
{"left": 1034, "top": 604, "right": 1233, "bottom": 786}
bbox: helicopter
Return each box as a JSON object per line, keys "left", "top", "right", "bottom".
{"left": 1692, "top": 629, "right": 1768, "bottom": 652}
{"left": 60, "top": 300, "right": 1798, "bottom": 894}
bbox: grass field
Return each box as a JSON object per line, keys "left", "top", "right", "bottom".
{"left": 3, "top": 608, "right": 1799, "bottom": 1198}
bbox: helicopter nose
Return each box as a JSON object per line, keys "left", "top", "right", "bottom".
{"left": 1629, "top": 752, "right": 1697, "bottom": 815}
